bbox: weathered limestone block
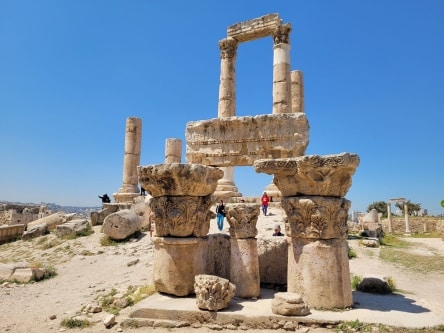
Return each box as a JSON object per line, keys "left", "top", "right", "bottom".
{"left": 10, "top": 267, "right": 45, "bottom": 283}
{"left": 257, "top": 236, "right": 287, "bottom": 284}
{"left": 27, "top": 212, "right": 64, "bottom": 231}
{"left": 103, "top": 209, "right": 142, "bottom": 240}
{"left": 22, "top": 223, "right": 48, "bottom": 240}
{"left": 194, "top": 274, "right": 236, "bottom": 311}
{"left": 0, "top": 224, "right": 25, "bottom": 244}
{"left": 282, "top": 196, "right": 350, "bottom": 239}
{"left": 227, "top": 13, "right": 282, "bottom": 42}
{"left": 287, "top": 238, "right": 352, "bottom": 309}
{"left": 138, "top": 163, "right": 223, "bottom": 197}
{"left": 226, "top": 203, "right": 260, "bottom": 239}
{"left": 165, "top": 138, "right": 182, "bottom": 163}
{"left": 254, "top": 153, "right": 360, "bottom": 197}
{"left": 153, "top": 237, "right": 207, "bottom": 296}
{"left": 362, "top": 209, "right": 382, "bottom": 238}
{"left": 271, "top": 292, "right": 310, "bottom": 316}
{"left": 90, "top": 204, "right": 119, "bottom": 226}
{"left": 230, "top": 238, "right": 260, "bottom": 298}
{"left": 0, "top": 262, "right": 29, "bottom": 280}
{"left": 357, "top": 275, "right": 392, "bottom": 294}
{"left": 206, "top": 233, "right": 230, "bottom": 280}
{"left": 55, "top": 219, "right": 90, "bottom": 238}
{"left": 186, "top": 114, "right": 309, "bottom": 167}
{"left": 149, "top": 196, "right": 215, "bottom": 237}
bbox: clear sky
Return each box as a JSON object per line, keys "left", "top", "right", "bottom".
{"left": 1, "top": 1, "right": 443, "bottom": 215}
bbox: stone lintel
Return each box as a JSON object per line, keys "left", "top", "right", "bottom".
{"left": 186, "top": 114, "right": 309, "bottom": 167}
{"left": 227, "top": 13, "right": 282, "bottom": 43}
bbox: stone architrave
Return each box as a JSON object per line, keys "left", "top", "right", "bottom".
{"left": 226, "top": 203, "right": 260, "bottom": 239}
{"left": 230, "top": 238, "right": 260, "bottom": 298}
{"left": 254, "top": 153, "right": 360, "bottom": 197}
{"left": 148, "top": 195, "right": 215, "bottom": 237}
{"left": 138, "top": 164, "right": 223, "bottom": 197}
{"left": 153, "top": 237, "right": 207, "bottom": 296}
{"left": 114, "top": 117, "right": 142, "bottom": 203}
{"left": 227, "top": 13, "right": 282, "bottom": 42}
{"left": 165, "top": 138, "right": 182, "bottom": 163}
{"left": 194, "top": 274, "right": 236, "bottom": 311}
{"left": 186, "top": 113, "right": 309, "bottom": 167}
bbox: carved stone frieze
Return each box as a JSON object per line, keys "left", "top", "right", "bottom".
{"left": 186, "top": 113, "right": 309, "bottom": 167}
{"left": 138, "top": 163, "right": 223, "bottom": 197}
{"left": 227, "top": 13, "right": 282, "bottom": 43}
{"left": 194, "top": 274, "right": 236, "bottom": 311}
{"left": 254, "top": 153, "right": 360, "bottom": 197}
{"left": 226, "top": 203, "right": 260, "bottom": 239}
{"left": 149, "top": 195, "right": 215, "bottom": 237}
{"left": 282, "top": 196, "right": 350, "bottom": 239}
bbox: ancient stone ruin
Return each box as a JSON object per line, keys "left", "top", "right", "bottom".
{"left": 134, "top": 12, "right": 360, "bottom": 312}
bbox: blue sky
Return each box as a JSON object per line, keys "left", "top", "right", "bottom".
{"left": 0, "top": 1, "right": 443, "bottom": 215}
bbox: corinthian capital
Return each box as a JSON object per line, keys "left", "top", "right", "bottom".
{"left": 273, "top": 23, "right": 292, "bottom": 45}
{"left": 219, "top": 37, "right": 238, "bottom": 59}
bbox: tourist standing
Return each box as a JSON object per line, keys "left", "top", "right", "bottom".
{"left": 272, "top": 224, "right": 284, "bottom": 236}
{"left": 215, "top": 200, "right": 226, "bottom": 231}
{"left": 261, "top": 192, "right": 270, "bottom": 215}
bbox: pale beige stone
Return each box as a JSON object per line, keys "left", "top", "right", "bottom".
{"left": 227, "top": 13, "right": 282, "bottom": 42}
{"left": 0, "top": 224, "right": 25, "bottom": 244}
{"left": 282, "top": 196, "right": 350, "bottom": 240}
{"left": 149, "top": 195, "right": 214, "bottom": 237}
{"left": 254, "top": 153, "right": 360, "bottom": 197}
{"left": 226, "top": 203, "right": 260, "bottom": 239}
{"left": 153, "top": 237, "right": 207, "bottom": 296}
{"left": 194, "top": 274, "right": 236, "bottom": 311}
{"left": 230, "top": 238, "right": 260, "bottom": 298}
{"left": 271, "top": 292, "right": 310, "bottom": 316}
{"left": 138, "top": 163, "right": 223, "bottom": 197}
{"left": 214, "top": 167, "right": 242, "bottom": 199}
{"left": 165, "top": 138, "right": 182, "bottom": 163}
{"left": 287, "top": 238, "right": 352, "bottom": 309}
{"left": 103, "top": 209, "right": 142, "bottom": 240}
{"left": 27, "top": 212, "right": 64, "bottom": 231}
{"left": 186, "top": 114, "right": 309, "bottom": 167}
{"left": 257, "top": 236, "right": 287, "bottom": 284}
{"left": 291, "top": 70, "right": 304, "bottom": 113}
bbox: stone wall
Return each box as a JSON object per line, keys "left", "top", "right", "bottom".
{"left": 381, "top": 217, "right": 444, "bottom": 234}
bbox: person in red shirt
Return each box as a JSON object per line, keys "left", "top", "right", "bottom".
{"left": 261, "top": 192, "right": 270, "bottom": 216}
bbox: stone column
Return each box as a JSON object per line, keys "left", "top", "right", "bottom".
{"left": 114, "top": 117, "right": 142, "bottom": 203}
{"left": 272, "top": 23, "right": 292, "bottom": 114}
{"left": 165, "top": 138, "right": 182, "bottom": 163}
{"left": 404, "top": 202, "right": 410, "bottom": 234}
{"left": 215, "top": 37, "right": 241, "bottom": 199}
{"left": 227, "top": 203, "right": 260, "bottom": 298}
{"left": 254, "top": 153, "right": 360, "bottom": 309}
{"left": 387, "top": 202, "right": 392, "bottom": 233}
{"left": 291, "top": 70, "right": 304, "bottom": 113}
{"left": 217, "top": 37, "right": 237, "bottom": 118}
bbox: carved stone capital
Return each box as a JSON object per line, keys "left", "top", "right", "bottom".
{"left": 254, "top": 153, "right": 360, "bottom": 197}
{"left": 219, "top": 37, "right": 238, "bottom": 59}
{"left": 273, "top": 23, "right": 292, "bottom": 45}
{"left": 149, "top": 195, "right": 215, "bottom": 237}
{"left": 138, "top": 163, "right": 224, "bottom": 197}
{"left": 282, "top": 196, "right": 350, "bottom": 239}
{"left": 226, "top": 203, "right": 260, "bottom": 238}
{"left": 194, "top": 274, "right": 236, "bottom": 311}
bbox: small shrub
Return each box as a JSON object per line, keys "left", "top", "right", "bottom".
{"left": 348, "top": 246, "right": 357, "bottom": 259}
{"left": 60, "top": 317, "right": 90, "bottom": 329}
{"left": 351, "top": 274, "right": 362, "bottom": 290}
{"left": 100, "top": 236, "right": 119, "bottom": 246}
{"left": 80, "top": 250, "right": 94, "bottom": 256}
{"left": 387, "top": 276, "right": 396, "bottom": 292}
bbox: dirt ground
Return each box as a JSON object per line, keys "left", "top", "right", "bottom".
{"left": 1, "top": 205, "right": 443, "bottom": 333}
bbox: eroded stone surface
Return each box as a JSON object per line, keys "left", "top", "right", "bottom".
{"left": 103, "top": 209, "right": 142, "bottom": 240}
{"left": 186, "top": 114, "right": 309, "bottom": 167}
{"left": 254, "top": 153, "right": 360, "bottom": 197}
{"left": 138, "top": 164, "right": 223, "bottom": 197}
{"left": 271, "top": 292, "right": 310, "bottom": 316}
{"left": 282, "top": 196, "right": 350, "bottom": 240}
{"left": 226, "top": 203, "right": 260, "bottom": 239}
{"left": 194, "top": 274, "right": 236, "bottom": 311}
{"left": 149, "top": 195, "right": 215, "bottom": 237}
{"left": 230, "top": 238, "right": 260, "bottom": 298}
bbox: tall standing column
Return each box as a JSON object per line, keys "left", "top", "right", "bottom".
{"left": 404, "top": 202, "right": 411, "bottom": 234}
{"left": 165, "top": 138, "right": 182, "bottom": 163}
{"left": 215, "top": 37, "right": 241, "bottom": 199}
{"left": 113, "top": 117, "right": 142, "bottom": 203}
{"left": 387, "top": 202, "right": 393, "bottom": 233}
{"left": 291, "top": 70, "right": 304, "bottom": 113}
{"left": 272, "top": 23, "right": 292, "bottom": 114}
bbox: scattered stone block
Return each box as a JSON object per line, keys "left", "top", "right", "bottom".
{"left": 22, "top": 223, "right": 48, "bottom": 240}
{"left": 194, "top": 274, "right": 236, "bottom": 311}
{"left": 55, "top": 219, "right": 90, "bottom": 238}
{"left": 103, "top": 209, "right": 142, "bottom": 240}
{"left": 271, "top": 292, "right": 310, "bottom": 316}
